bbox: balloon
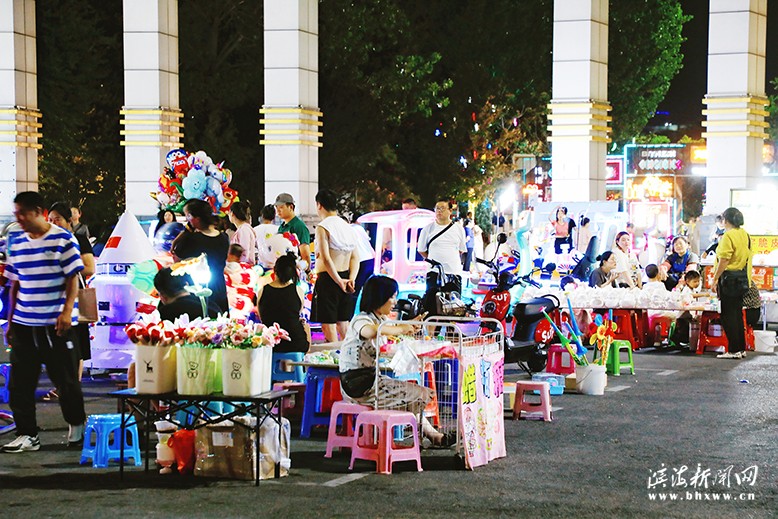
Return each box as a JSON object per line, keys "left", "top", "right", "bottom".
{"left": 182, "top": 167, "right": 207, "bottom": 200}
{"left": 128, "top": 259, "right": 162, "bottom": 295}
{"left": 153, "top": 222, "right": 185, "bottom": 253}
{"left": 166, "top": 149, "right": 189, "bottom": 173}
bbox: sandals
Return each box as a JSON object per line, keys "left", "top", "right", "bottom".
{"left": 42, "top": 389, "right": 59, "bottom": 401}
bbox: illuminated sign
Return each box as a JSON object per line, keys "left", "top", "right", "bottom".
{"left": 626, "top": 144, "right": 689, "bottom": 176}
{"left": 606, "top": 158, "right": 623, "bottom": 185}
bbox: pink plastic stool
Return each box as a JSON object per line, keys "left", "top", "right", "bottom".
{"left": 325, "top": 401, "right": 371, "bottom": 458}
{"left": 513, "top": 381, "right": 552, "bottom": 421}
{"left": 546, "top": 344, "right": 576, "bottom": 375}
{"left": 349, "top": 410, "right": 423, "bottom": 474}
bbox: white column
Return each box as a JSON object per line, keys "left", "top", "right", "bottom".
{"left": 548, "top": 0, "right": 610, "bottom": 202}
{"left": 0, "top": 0, "right": 40, "bottom": 216}
{"left": 703, "top": 0, "right": 768, "bottom": 214}
{"left": 122, "top": 0, "right": 182, "bottom": 217}
{"left": 262, "top": 0, "right": 320, "bottom": 218}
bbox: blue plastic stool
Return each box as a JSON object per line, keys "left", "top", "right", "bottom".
{"left": 80, "top": 414, "right": 141, "bottom": 468}
{"left": 0, "top": 364, "right": 10, "bottom": 404}
{"left": 433, "top": 359, "right": 459, "bottom": 419}
{"left": 300, "top": 366, "right": 341, "bottom": 438}
{"left": 272, "top": 352, "right": 305, "bottom": 383}
{"left": 175, "top": 401, "right": 224, "bottom": 427}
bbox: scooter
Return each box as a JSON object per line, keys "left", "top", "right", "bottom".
{"left": 477, "top": 233, "right": 558, "bottom": 375}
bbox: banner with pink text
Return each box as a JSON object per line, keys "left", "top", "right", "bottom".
{"left": 459, "top": 348, "right": 506, "bottom": 469}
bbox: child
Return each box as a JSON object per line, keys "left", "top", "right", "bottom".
{"left": 670, "top": 270, "right": 705, "bottom": 347}
{"left": 642, "top": 264, "right": 676, "bottom": 345}
{"left": 227, "top": 243, "right": 244, "bottom": 264}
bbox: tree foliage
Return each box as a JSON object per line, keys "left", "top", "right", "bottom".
{"left": 609, "top": 0, "right": 690, "bottom": 147}
{"left": 36, "top": 0, "right": 124, "bottom": 233}
{"left": 31, "top": 0, "right": 689, "bottom": 228}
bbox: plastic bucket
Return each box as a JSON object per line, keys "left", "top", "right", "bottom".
{"left": 753, "top": 330, "right": 776, "bottom": 353}
{"left": 575, "top": 364, "right": 607, "bottom": 395}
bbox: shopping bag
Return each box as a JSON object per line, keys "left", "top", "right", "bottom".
{"left": 77, "top": 286, "right": 98, "bottom": 323}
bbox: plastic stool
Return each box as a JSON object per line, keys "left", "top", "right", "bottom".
{"left": 349, "top": 410, "right": 423, "bottom": 474}
{"left": 80, "top": 414, "right": 141, "bottom": 468}
{"left": 512, "top": 381, "right": 552, "bottom": 421}
{"left": 546, "top": 344, "right": 576, "bottom": 376}
{"left": 648, "top": 316, "right": 673, "bottom": 346}
{"left": 272, "top": 352, "right": 305, "bottom": 383}
{"left": 607, "top": 339, "right": 635, "bottom": 376}
{"left": 300, "top": 367, "right": 342, "bottom": 438}
{"left": 0, "top": 363, "right": 10, "bottom": 404}
{"left": 272, "top": 382, "right": 305, "bottom": 420}
{"left": 325, "top": 400, "right": 371, "bottom": 457}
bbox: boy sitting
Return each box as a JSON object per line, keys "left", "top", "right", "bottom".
{"left": 642, "top": 264, "right": 677, "bottom": 346}
{"left": 670, "top": 270, "right": 706, "bottom": 347}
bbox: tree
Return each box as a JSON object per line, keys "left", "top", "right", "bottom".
{"left": 767, "top": 78, "right": 778, "bottom": 142}
{"left": 609, "top": 0, "right": 690, "bottom": 147}
{"left": 36, "top": 0, "right": 124, "bottom": 234}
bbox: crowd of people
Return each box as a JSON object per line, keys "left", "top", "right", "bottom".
{"left": 0, "top": 189, "right": 755, "bottom": 455}
{"left": 585, "top": 206, "right": 754, "bottom": 361}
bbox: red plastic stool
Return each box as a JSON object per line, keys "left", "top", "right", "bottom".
{"left": 325, "top": 401, "right": 371, "bottom": 458}
{"left": 546, "top": 344, "right": 576, "bottom": 375}
{"left": 349, "top": 410, "right": 423, "bottom": 474}
{"left": 697, "top": 312, "right": 729, "bottom": 355}
{"left": 648, "top": 315, "right": 673, "bottom": 346}
{"left": 512, "top": 381, "right": 552, "bottom": 421}
{"left": 594, "top": 309, "right": 640, "bottom": 350}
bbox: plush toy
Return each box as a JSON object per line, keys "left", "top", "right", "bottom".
{"left": 257, "top": 233, "right": 297, "bottom": 270}
{"left": 153, "top": 149, "right": 239, "bottom": 217}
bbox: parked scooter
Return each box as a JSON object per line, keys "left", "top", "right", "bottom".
{"left": 477, "top": 233, "right": 558, "bottom": 375}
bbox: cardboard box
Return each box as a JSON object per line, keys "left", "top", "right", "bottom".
{"left": 565, "top": 373, "right": 577, "bottom": 391}
{"left": 194, "top": 417, "right": 290, "bottom": 481}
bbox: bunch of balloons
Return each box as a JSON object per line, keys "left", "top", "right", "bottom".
{"left": 151, "top": 148, "right": 239, "bottom": 216}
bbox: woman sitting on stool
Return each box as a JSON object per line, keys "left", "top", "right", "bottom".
{"left": 256, "top": 252, "right": 310, "bottom": 353}
{"left": 338, "top": 275, "right": 453, "bottom": 446}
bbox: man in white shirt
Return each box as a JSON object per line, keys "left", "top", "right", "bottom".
{"left": 418, "top": 199, "right": 467, "bottom": 276}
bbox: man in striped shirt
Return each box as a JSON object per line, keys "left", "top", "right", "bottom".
{"left": 1, "top": 192, "right": 87, "bottom": 453}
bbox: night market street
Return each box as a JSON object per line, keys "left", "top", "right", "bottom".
{"left": 1, "top": 346, "right": 776, "bottom": 519}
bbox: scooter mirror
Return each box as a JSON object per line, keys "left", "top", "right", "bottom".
{"left": 497, "top": 232, "right": 508, "bottom": 244}
{"left": 544, "top": 263, "right": 556, "bottom": 273}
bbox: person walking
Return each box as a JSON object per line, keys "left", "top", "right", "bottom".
{"left": 1, "top": 192, "right": 87, "bottom": 452}
{"left": 171, "top": 199, "right": 230, "bottom": 313}
{"left": 711, "top": 207, "right": 752, "bottom": 360}
{"left": 311, "top": 189, "right": 358, "bottom": 342}
{"left": 45, "top": 202, "right": 96, "bottom": 397}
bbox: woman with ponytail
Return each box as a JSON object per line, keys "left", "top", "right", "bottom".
{"left": 256, "top": 252, "right": 310, "bottom": 352}
{"left": 228, "top": 200, "right": 256, "bottom": 265}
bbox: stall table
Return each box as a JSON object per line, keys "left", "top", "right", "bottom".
{"left": 110, "top": 388, "right": 294, "bottom": 486}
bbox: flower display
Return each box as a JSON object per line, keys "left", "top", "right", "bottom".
{"left": 125, "top": 318, "right": 289, "bottom": 350}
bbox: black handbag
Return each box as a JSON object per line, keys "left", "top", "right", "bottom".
{"left": 339, "top": 368, "right": 375, "bottom": 398}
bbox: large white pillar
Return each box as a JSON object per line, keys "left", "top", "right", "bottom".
{"left": 121, "top": 0, "right": 183, "bottom": 217}
{"left": 262, "top": 0, "right": 320, "bottom": 218}
{"left": 548, "top": 0, "right": 611, "bottom": 202}
{"left": 0, "top": 0, "right": 40, "bottom": 216}
{"left": 703, "top": 0, "right": 768, "bottom": 214}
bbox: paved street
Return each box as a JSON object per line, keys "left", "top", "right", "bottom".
{"left": 1, "top": 347, "right": 776, "bottom": 518}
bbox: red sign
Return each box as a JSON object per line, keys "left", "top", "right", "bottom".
{"left": 105, "top": 236, "right": 121, "bottom": 249}
{"left": 606, "top": 159, "right": 623, "bottom": 185}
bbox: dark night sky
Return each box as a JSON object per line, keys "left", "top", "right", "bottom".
{"left": 656, "top": 1, "right": 778, "bottom": 133}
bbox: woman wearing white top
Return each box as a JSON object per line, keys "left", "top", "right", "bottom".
{"left": 612, "top": 231, "right": 642, "bottom": 288}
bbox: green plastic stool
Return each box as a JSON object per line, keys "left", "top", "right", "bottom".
{"left": 607, "top": 339, "right": 635, "bottom": 376}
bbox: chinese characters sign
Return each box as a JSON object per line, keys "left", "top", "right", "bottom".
{"left": 460, "top": 349, "right": 506, "bottom": 469}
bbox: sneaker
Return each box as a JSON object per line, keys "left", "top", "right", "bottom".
{"left": 716, "top": 352, "right": 740, "bottom": 359}
{"left": 739, "top": 351, "right": 747, "bottom": 359}
{"left": 67, "top": 423, "right": 85, "bottom": 445}
{"left": 1, "top": 435, "right": 41, "bottom": 453}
